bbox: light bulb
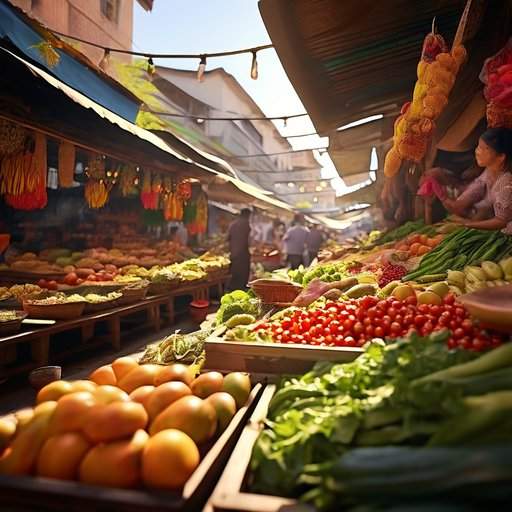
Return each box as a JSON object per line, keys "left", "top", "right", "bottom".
{"left": 250, "top": 51, "right": 258, "bottom": 79}
{"left": 99, "top": 48, "right": 110, "bottom": 71}
{"left": 197, "top": 55, "right": 207, "bottom": 82}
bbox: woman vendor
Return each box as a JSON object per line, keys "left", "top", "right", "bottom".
{"left": 420, "top": 128, "right": 512, "bottom": 231}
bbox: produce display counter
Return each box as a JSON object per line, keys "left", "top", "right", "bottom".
{"left": 0, "top": 383, "right": 263, "bottom": 512}
{"left": 0, "top": 275, "right": 230, "bottom": 379}
{"left": 205, "top": 337, "right": 362, "bottom": 378}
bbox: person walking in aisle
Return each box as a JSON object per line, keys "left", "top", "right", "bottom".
{"left": 227, "top": 208, "right": 252, "bottom": 291}
{"left": 306, "top": 224, "right": 325, "bottom": 264}
{"left": 283, "top": 213, "right": 309, "bottom": 269}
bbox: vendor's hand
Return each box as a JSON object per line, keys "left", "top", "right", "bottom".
{"left": 451, "top": 215, "right": 469, "bottom": 226}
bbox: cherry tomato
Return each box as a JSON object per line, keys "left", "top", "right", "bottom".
{"left": 444, "top": 294, "right": 456, "bottom": 305}
{"left": 415, "top": 315, "right": 426, "bottom": 327}
{"left": 453, "top": 328, "right": 465, "bottom": 339}
{"left": 390, "top": 322, "right": 401, "bottom": 335}
{"left": 406, "top": 295, "right": 417, "bottom": 306}
{"left": 353, "top": 322, "right": 364, "bottom": 336}
{"left": 365, "top": 325, "right": 374, "bottom": 337}
{"left": 374, "top": 326, "right": 384, "bottom": 338}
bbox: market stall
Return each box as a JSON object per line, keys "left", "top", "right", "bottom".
{"left": 2, "top": 1, "right": 512, "bottom": 511}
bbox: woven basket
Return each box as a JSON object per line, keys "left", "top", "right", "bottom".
{"left": 23, "top": 301, "right": 85, "bottom": 320}
{"left": 250, "top": 280, "right": 302, "bottom": 304}
{"left": 84, "top": 299, "right": 120, "bottom": 314}
{"left": 0, "top": 311, "right": 27, "bottom": 336}
{"left": 117, "top": 285, "right": 149, "bottom": 306}
{"left": 148, "top": 280, "right": 180, "bottom": 296}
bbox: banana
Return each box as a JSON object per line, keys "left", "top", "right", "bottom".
{"left": 481, "top": 261, "right": 503, "bottom": 280}
{"left": 447, "top": 270, "right": 466, "bottom": 288}
{"left": 464, "top": 265, "right": 487, "bottom": 283}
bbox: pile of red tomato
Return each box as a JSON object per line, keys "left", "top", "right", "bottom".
{"left": 256, "top": 294, "right": 504, "bottom": 352}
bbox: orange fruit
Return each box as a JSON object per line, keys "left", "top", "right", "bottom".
{"left": 111, "top": 357, "right": 139, "bottom": 381}
{"left": 206, "top": 392, "right": 237, "bottom": 432}
{"left": 36, "top": 380, "right": 73, "bottom": 404}
{"left": 142, "top": 429, "right": 199, "bottom": 489}
{"left": 0, "top": 401, "right": 57, "bottom": 475}
{"left": 150, "top": 395, "right": 217, "bottom": 444}
{"left": 69, "top": 380, "right": 97, "bottom": 394}
{"left": 146, "top": 381, "right": 192, "bottom": 421}
{"left": 79, "top": 429, "right": 148, "bottom": 488}
{"left": 418, "top": 245, "right": 430, "bottom": 255}
{"left": 89, "top": 365, "right": 117, "bottom": 386}
{"left": 0, "top": 415, "right": 17, "bottom": 451}
{"left": 48, "top": 392, "right": 97, "bottom": 435}
{"left": 94, "top": 385, "right": 130, "bottom": 404}
{"left": 190, "top": 372, "right": 224, "bottom": 399}
{"left": 154, "top": 364, "right": 194, "bottom": 387}
{"left": 36, "top": 432, "right": 90, "bottom": 480}
{"left": 117, "top": 365, "right": 162, "bottom": 394}
{"left": 129, "top": 385, "right": 155, "bottom": 410}
{"left": 83, "top": 401, "right": 148, "bottom": 443}
{"left": 222, "top": 372, "right": 251, "bottom": 408}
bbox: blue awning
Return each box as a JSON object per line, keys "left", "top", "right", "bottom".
{"left": 0, "top": 0, "right": 139, "bottom": 123}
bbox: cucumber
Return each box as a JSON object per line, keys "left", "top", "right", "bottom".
{"left": 416, "top": 273, "right": 447, "bottom": 283}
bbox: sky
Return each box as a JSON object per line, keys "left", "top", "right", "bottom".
{"left": 132, "top": 0, "right": 348, "bottom": 194}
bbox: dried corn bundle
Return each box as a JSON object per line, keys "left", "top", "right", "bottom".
{"left": 0, "top": 119, "right": 26, "bottom": 157}
{"left": 58, "top": 141, "right": 75, "bottom": 188}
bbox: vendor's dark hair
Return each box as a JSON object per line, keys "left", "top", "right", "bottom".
{"left": 481, "top": 127, "right": 512, "bottom": 170}
{"left": 240, "top": 208, "right": 251, "bottom": 217}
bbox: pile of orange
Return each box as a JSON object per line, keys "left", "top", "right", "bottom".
{"left": 394, "top": 233, "right": 444, "bottom": 257}
{"left": 0, "top": 358, "right": 251, "bottom": 491}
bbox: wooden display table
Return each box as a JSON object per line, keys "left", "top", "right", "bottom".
{"left": 0, "top": 275, "right": 230, "bottom": 380}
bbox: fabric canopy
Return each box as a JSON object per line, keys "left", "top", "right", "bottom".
{"left": 0, "top": 0, "right": 140, "bottom": 122}
{"left": 259, "top": 0, "right": 463, "bottom": 134}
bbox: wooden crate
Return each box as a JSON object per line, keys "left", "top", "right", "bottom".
{"left": 0, "top": 383, "right": 264, "bottom": 512}
{"left": 210, "top": 385, "right": 311, "bottom": 512}
{"left": 205, "top": 337, "right": 362, "bottom": 379}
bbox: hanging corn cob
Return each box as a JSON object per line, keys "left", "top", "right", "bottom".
{"left": 58, "top": 141, "right": 75, "bottom": 188}
{"left": 384, "top": 25, "right": 467, "bottom": 177}
{"left": 0, "top": 119, "right": 27, "bottom": 157}
{"left": 2, "top": 133, "right": 47, "bottom": 210}
{"left": 84, "top": 180, "right": 108, "bottom": 208}
{"left": 84, "top": 155, "right": 109, "bottom": 208}
{"left": 119, "top": 164, "right": 138, "bottom": 196}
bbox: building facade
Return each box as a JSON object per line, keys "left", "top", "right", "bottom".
{"left": 155, "top": 67, "right": 336, "bottom": 212}
{"left": 9, "top": 0, "right": 135, "bottom": 64}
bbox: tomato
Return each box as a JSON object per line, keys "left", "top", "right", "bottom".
{"left": 461, "top": 319, "right": 473, "bottom": 334}
{"left": 443, "top": 294, "right": 456, "bottom": 305}
{"left": 390, "top": 322, "right": 401, "bottom": 335}
{"left": 453, "top": 328, "right": 465, "bottom": 339}
{"left": 37, "top": 279, "right": 48, "bottom": 288}
{"left": 353, "top": 322, "right": 364, "bottom": 335}
{"left": 391, "top": 300, "right": 401, "bottom": 309}
{"left": 360, "top": 296, "right": 378, "bottom": 309}
{"left": 374, "top": 326, "right": 384, "bottom": 338}
{"left": 281, "top": 319, "right": 291, "bottom": 329}
{"left": 365, "top": 325, "right": 374, "bottom": 337}
{"left": 415, "top": 315, "right": 426, "bottom": 327}
{"left": 394, "top": 314, "right": 403, "bottom": 325}
{"left": 418, "top": 304, "right": 430, "bottom": 314}
{"left": 403, "top": 314, "right": 414, "bottom": 326}
{"left": 76, "top": 278, "right": 84, "bottom": 285}
{"left": 87, "top": 274, "right": 97, "bottom": 282}
{"left": 343, "top": 319, "right": 354, "bottom": 331}
{"left": 47, "top": 280, "right": 58, "bottom": 290}
{"left": 430, "top": 305, "right": 441, "bottom": 316}
{"left": 344, "top": 336, "right": 355, "bottom": 345}
{"left": 405, "top": 295, "right": 417, "bottom": 306}
{"left": 472, "top": 338, "right": 486, "bottom": 351}
{"left": 387, "top": 307, "right": 397, "bottom": 319}
{"left": 325, "top": 335, "right": 333, "bottom": 344}
{"left": 455, "top": 307, "right": 466, "bottom": 318}
{"left": 363, "top": 317, "right": 372, "bottom": 327}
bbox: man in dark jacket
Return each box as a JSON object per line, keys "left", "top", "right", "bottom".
{"left": 227, "top": 208, "right": 251, "bottom": 291}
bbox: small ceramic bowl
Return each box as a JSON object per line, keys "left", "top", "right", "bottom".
{"left": 28, "top": 366, "right": 62, "bottom": 390}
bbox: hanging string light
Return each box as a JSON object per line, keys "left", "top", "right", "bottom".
{"left": 283, "top": 117, "right": 288, "bottom": 128}
{"left": 197, "top": 55, "right": 207, "bottom": 82}
{"left": 146, "top": 57, "right": 155, "bottom": 80}
{"left": 250, "top": 50, "right": 258, "bottom": 80}
{"left": 99, "top": 48, "right": 110, "bottom": 71}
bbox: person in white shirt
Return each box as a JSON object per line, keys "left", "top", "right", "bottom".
{"left": 283, "top": 214, "right": 309, "bottom": 269}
